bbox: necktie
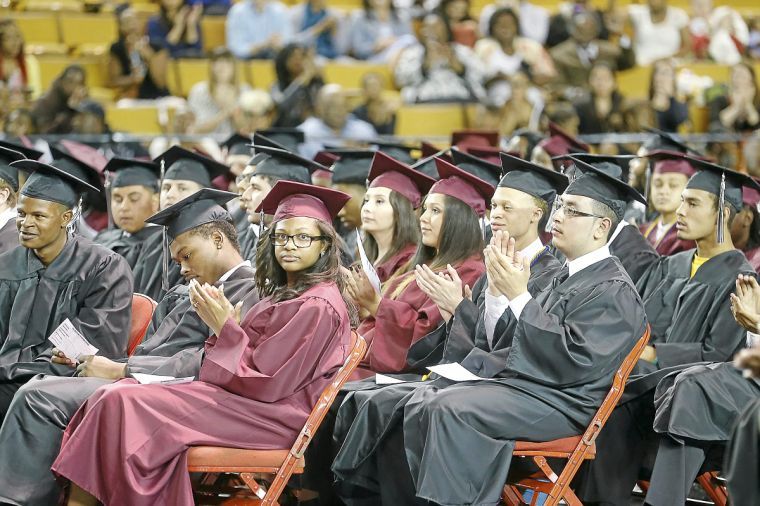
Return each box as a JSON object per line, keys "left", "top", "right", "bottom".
{"left": 551, "top": 265, "right": 570, "bottom": 289}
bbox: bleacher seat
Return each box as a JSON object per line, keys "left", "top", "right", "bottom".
{"left": 105, "top": 104, "right": 164, "bottom": 134}
{"left": 323, "top": 63, "right": 394, "bottom": 90}
{"left": 200, "top": 16, "right": 226, "bottom": 53}
{"left": 22, "top": 0, "right": 84, "bottom": 12}
{"left": 395, "top": 104, "right": 476, "bottom": 137}
{"left": 36, "top": 55, "right": 107, "bottom": 90}
{"left": 59, "top": 14, "right": 117, "bottom": 53}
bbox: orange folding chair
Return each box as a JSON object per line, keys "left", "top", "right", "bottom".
{"left": 187, "top": 332, "right": 368, "bottom": 505}
{"left": 696, "top": 471, "right": 728, "bottom": 506}
{"left": 502, "top": 325, "right": 651, "bottom": 506}
{"left": 127, "top": 293, "right": 157, "bottom": 357}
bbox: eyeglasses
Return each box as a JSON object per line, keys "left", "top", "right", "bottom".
{"left": 235, "top": 174, "right": 252, "bottom": 186}
{"left": 270, "top": 233, "right": 327, "bottom": 248}
{"left": 553, "top": 201, "right": 608, "bottom": 220}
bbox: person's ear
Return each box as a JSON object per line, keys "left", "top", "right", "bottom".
{"left": 61, "top": 209, "right": 74, "bottom": 229}
{"left": 212, "top": 230, "right": 224, "bottom": 250}
{"left": 150, "top": 192, "right": 160, "bottom": 213}
{"left": 532, "top": 207, "right": 544, "bottom": 226}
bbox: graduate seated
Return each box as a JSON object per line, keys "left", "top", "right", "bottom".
{"left": 0, "top": 160, "right": 133, "bottom": 419}
{"left": 577, "top": 156, "right": 760, "bottom": 505}
{"left": 93, "top": 158, "right": 161, "bottom": 271}
{"left": 346, "top": 157, "right": 488, "bottom": 377}
{"left": 0, "top": 145, "right": 26, "bottom": 255}
{"left": 51, "top": 182, "right": 355, "bottom": 506}
{"left": 0, "top": 189, "right": 259, "bottom": 506}
{"left": 731, "top": 184, "right": 760, "bottom": 273}
{"left": 331, "top": 155, "right": 648, "bottom": 506}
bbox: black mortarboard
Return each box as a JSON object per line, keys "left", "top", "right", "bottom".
{"left": 411, "top": 145, "right": 449, "bottom": 180}
{"left": 13, "top": 160, "right": 99, "bottom": 208}
{"left": 641, "top": 127, "right": 700, "bottom": 155}
{"left": 0, "top": 140, "right": 43, "bottom": 161}
{"left": 370, "top": 140, "right": 417, "bottom": 164}
{"left": 553, "top": 153, "right": 634, "bottom": 183}
{"left": 0, "top": 146, "right": 26, "bottom": 192}
{"left": 564, "top": 156, "right": 646, "bottom": 221}
{"left": 104, "top": 158, "right": 160, "bottom": 190}
{"left": 256, "top": 128, "right": 305, "bottom": 151}
{"left": 450, "top": 147, "right": 502, "bottom": 187}
{"left": 499, "top": 153, "right": 569, "bottom": 205}
{"left": 221, "top": 134, "right": 252, "bottom": 157}
{"left": 155, "top": 146, "right": 229, "bottom": 187}
{"left": 328, "top": 150, "right": 375, "bottom": 185}
{"left": 146, "top": 188, "right": 236, "bottom": 240}
{"left": 251, "top": 132, "right": 289, "bottom": 152}
{"left": 248, "top": 145, "right": 328, "bottom": 184}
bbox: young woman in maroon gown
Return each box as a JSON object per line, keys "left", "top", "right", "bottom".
{"left": 52, "top": 182, "right": 356, "bottom": 506}
{"left": 346, "top": 157, "right": 489, "bottom": 377}
{"left": 360, "top": 152, "right": 435, "bottom": 283}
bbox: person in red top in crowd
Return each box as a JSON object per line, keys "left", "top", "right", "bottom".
{"left": 731, "top": 181, "right": 760, "bottom": 272}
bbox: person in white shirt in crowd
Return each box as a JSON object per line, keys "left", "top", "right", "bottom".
{"left": 627, "top": 0, "right": 690, "bottom": 65}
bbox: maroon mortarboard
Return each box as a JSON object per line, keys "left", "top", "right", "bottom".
{"left": 743, "top": 182, "right": 760, "bottom": 209}
{"left": 368, "top": 152, "right": 436, "bottom": 208}
{"left": 537, "top": 122, "right": 590, "bottom": 157}
{"left": 647, "top": 150, "right": 700, "bottom": 178}
{"left": 313, "top": 151, "right": 339, "bottom": 181}
{"left": 421, "top": 141, "right": 444, "bottom": 159}
{"left": 430, "top": 157, "right": 495, "bottom": 217}
{"left": 257, "top": 181, "right": 351, "bottom": 224}
{"left": 464, "top": 146, "right": 504, "bottom": 166}
{"left": 451, "top": 130, "right": 499, "bottom": 149}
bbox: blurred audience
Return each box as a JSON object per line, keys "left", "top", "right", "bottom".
{"left": 352, "top": 71, "right": 398, "bottom": 135}
{"left": 270, "top": 43, "right": 324, "bottom": 128}
{"left": 709, "top": 62, "right": 760, "bottom": 133}
{"left": 478, "top": 0, "right": 550, "bottom": 45}
{"left": 32, "top": 65, "right": 88, "bottom": 134}
{"left": 438, "top": 0, "right": 479, "bottom": 47}
{"left": 347, "top": 0, "right": 415, "bottom": 62}
{"left": 290, "top": 0, "right": 341, "bottom": 59}
{"left": 574, "top": 62, "right": 627, "bottom": 134}
{"left": 648, "top": 58, "right": 689, "bottom": 132}
{"left": 546, "top": 0, "right": 609, "bottom": 48}
{"left": 148, "top": 0, "right": 203, "bottom": 58}
{"left": 689, "top": 0, "right": 748, "bottom": 64}
{"left": 627, "top": 0, "right": 690, "bottom": 65}
{"left": 0, "top": 19, "right": 39, "bottom": 101}
{"left": 226, "top": 0, "right": 292, "bottom": 59}
{"left": 2, "top": 107, "right": 35, "bottom": 137}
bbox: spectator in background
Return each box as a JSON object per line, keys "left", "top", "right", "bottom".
{"left": 347, "top": 0, "right": 415, "bottom": 62}
{"left": 498, "top": 70, "right": 540, "bottom": 136}
{"left": 2, "top": 108, "right": 35, "bottom": 137}
{"left": 748, "top": 16, "right": 760, "bottom": 60}
{"left": 187, "top": 48, "right": 250, "bottom": 135}
{"left": 71, "top": 100, "right": 109, "bottom": 136}
{"left": 549, "top": 11, "right": 634, "bottom": 94}
{"left": 709, "top": 62, "right": 760, "bottom": 133}
{"left": 689, "top": 0, "right": 748, "bottom": 64}
{"left": 628, "top": 0, "right": 690, "bottom": 65}
{"left": 395, "top": 12, "right": 485, "bottom": 103}
{"left": 232, "top": 88, "right": 275, "bottom": 134}
{"left": 226, "top": 0, "right": 292, "bottom": 59}
{"left": 438, "top": 0, "right": 479, "bottom": 47}
{"left": 352, "top": 71, "right": 397, "bottom": 135}
{"left": 298, "top": 84, "right": 377, "bottom": 159}
{"left": 478, "top": 0, "right": 549, "bottom": 45}
{"left": 0, "top": 19, "right": 40, "bottom": 101}
{"left": 504, "top": 127, "right": 545, "bottom": 159}
{"left": 546, "top": 0, "right": 609, "bottom": 48}
{"left": 574, "top": 62, "right": 627, "bottom": 134}
{"left": 475, "top": 7, "right": 555, "bottom": 105}
{"left": 32, "top": 64, "right": 88, "bottom": 134}
{"left": 108, "top": 6, "right": 169, "bottom": 100}
{"left": 270, "top": 43, "right": 324, "bottom": 128}
{"left": 648, "top": 58, "right": 689, "bottom": 132}
{"left": 290, "top": 0, "right": 341, "bottom": 59}
{"left": 148, "top": 0, "right": 203, "bottom": 58}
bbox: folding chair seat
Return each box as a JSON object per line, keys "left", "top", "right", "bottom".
{"left": 127, "top": 293, "right": 157, "bottom": 357}
{"left": 188, "top": 332, "right": 367, "bottom": 505}
{"left": 502, "top": 325, "right": 651, "bottom": 506}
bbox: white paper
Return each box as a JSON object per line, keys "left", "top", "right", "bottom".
{"left": 356, "top": 230, "right": 382, "bottom": 294}
{"left": 48, "top": 319, "right": 98, "bottom": 362}
{"left": 131, "top": 373, "right": 194, "bottom": 385}
{"left": 375, "top": 373, "right": 408, "bottom": 385}
{"left": 426, "top": 363, "right": 493, "bottom": 382}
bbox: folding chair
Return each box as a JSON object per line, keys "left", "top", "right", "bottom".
{"left": 127, "top": 293, "right": 157, "bottom": 357}
{"left": 188, "top": 332, "right": 367, "bottom": 505}
{"left": 502, "top": 325, "right": 651, "bottom": 506}
{"left": 696, "top": 471, "right": 728, "bottom": 506}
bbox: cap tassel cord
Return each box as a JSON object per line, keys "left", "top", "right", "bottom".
{"left": 717, "top": 172, "right": 726, "bottom": 244}
{"left": 161, "top": 227, "right": 170, "bottom": 292}
{"left": 104, "top": 171, "right": 113, "bottom": 230}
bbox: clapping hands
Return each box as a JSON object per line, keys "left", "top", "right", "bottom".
{"left": 189, "top": 279, "right": 242, "bottom": 336}
{"left": 484, "top": 230, "right": 530, "bottom": 300}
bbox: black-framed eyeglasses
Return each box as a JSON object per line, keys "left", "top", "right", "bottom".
{"left": 553, "top": 201, "right": 608, "bottom": 220}
{"left": 270, "top": 233, "right": 327, "bottom": 248}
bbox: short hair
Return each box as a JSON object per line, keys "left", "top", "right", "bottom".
{"left": 589, "top": 199, "right": 619, "bottom": 241}
{"left": 710, "top": 193, "right": 738, "bottom": 226}
{"left": 188, "top": 219, "right": 241, "bottom": 254}
{"left": 0, "top": 179, "right": 16, "bottom": 208}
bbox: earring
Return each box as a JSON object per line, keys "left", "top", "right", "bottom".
{"left": 216, "top": 244, "right": 222, "bottom": 250}
{"left": 320, "top": 251, "right": 325, "bottom": 257}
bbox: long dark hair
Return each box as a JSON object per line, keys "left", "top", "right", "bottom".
{"left": 275, "top": 43, "right": 304, "bottom": 89}
{"left": 487, "top": 7, "right": 519, "bottom": 38}
{"left": 255, "top": 218, "right": 358, "bottom": 325}
{"left": 363, "top": 190, "right": 420, "bottom": 265}
{"left": 648, "top": 58, "right": 676, "bottom": 102}
{"left": 747, "top": 204, "right": 760, "bottom": 250}
{"left": 159, "top": 0, "right": 185, "bottom": 29}
{"left": 362, "top": 0, "right": 398, "bottom": 19}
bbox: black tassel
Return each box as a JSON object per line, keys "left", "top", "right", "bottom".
{"left": 161, "top": 227, "right": 170, "bottom": 292}
{"left": 717, "top": 172, "right": 726, "bottom": 244}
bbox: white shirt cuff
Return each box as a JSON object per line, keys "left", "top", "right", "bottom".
{"left": 509, "top": 292, "right": 532, "bottom": 321}
{"left": 747, "top": 330, "right": 760, "bottom": 348}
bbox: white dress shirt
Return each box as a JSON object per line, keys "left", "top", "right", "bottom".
{"left": 0, "top": 207, "right": 17, "bottom": 231}
{"left": 218, "top": 260, "right": 252, "bottom": 284}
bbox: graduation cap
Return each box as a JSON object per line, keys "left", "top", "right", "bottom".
{"left": 430, "top": 157, "right": 495, "bottom": 217}
{"left": 314, "top": 151, "right": 340, "bottom": 168}
{"left": 13, "top": 159, "right": 100, "bottom": 208}
{"left": 104, "top": 158, "right": 160, "bottom": 190}
{"left": 370, "top": 139, "right": 417, "bottom": 164}
{"left": 464, "top": 146, "right": 503, "bottom": 166}
{"left": 553, "top": 153, "right": 635, "bottom": 183}
{"left": 684, "top": 157, "right": 760, "bottom": 243}
{"left": 0, "top": 140, "right": 43, "bottom": 161}
{"left": 499, "top": 153, "right": 569, "bottom": 206}
{"left": 647, "top": 150, "right": 698, "bottom": 178}
{"left": 451, "top": 130, "right": 499, "bottom": 149}
{"left": 368, "top": 152, "right": 436, "bottom": 208}
{"left": 450, "top": 147, "right": 502, "bottom": 187}
{"left": 421, "top": 141, "right": 444, "bottom": 159}
{"left": 743, "top": 182, "right": 760, "bottom": 210}
{"left": 257, "top": 180, "right": 351, "bottom": 224}
{"left": 0, "top": 146, "right": 27, "bottom": 192}
{"left": 536, "top": 122, "right": 590, "bottom": 157}
{"left": 412, "top": 144, "right": 450, "bottom": 180}
{"left": 328, "top": 150, "right": 375, "bottom": 185}
{"left": 248, "top": 145, "right": 328, "bottom": 184}
{"left": 221, "top": 134, "right": 252, "bottom": 157}
{"left": 155, "top": 146, "right": 229, "bottom": 187}
{"left": 255, "top": 128, "right": 305, "bottom": 151}
{"left": 251, "top": 132, "right": 290, "bottom": 152}
{"left": 641, "top": 127, "right": 700, "bottom": 155}
{"left": 49, "top": 145, "right": 104, "bottom": 193}
{"left": 564, "top": 155, "right": 646, "bottom": 222}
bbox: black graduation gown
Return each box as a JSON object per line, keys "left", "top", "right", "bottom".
{"left": 0, "top": 219, "right": 18, "bottom": 255}
{"left": 332, "top": 257, "right": 648, "bottom": 506}
{"left": 237, "top": 224, "right": 259, "bottom": 263}
{"left": 724, "top": 398, "right": 760, "bottom": 505}
{"left": 0, "top": 265, "right": 258, "bottom": 506}
{"left": 608, "top": 223, "right": 658, "bottom": 285}
{"left": 131, "top": 228, "right": 183, "bottom": 301}
{"left": 576, "top": 248, "right": 755, "bottom": 504}
{"left": 230, "top": 203, "right": 249, "bottom": 233}
{"left": 0, "top": 235, "right": 133, "bottom": 417}
{"left": 93, "top": 226, "right": 162, "bottom": 272}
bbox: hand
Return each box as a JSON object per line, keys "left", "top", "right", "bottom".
{"left": 414, "top": 264, "right": 465, "bottom": 320}
{"left": 640, "top": 345, "right": 658, "bottom": 363}
{"left": 186, "top": 3, "right": 203, "bottom": 25}
{"left": 346, "top": 267, "right": 382, "bottom": 316}
{"left": 735, "top": 347, "right": 760, "bottom": 379}
{"left": 51, "top": 348, "right": 76, "bottom": 368}
{"left": 175, "top": 5, "right": 189, "bottom": 25}
{"left": 730, "top": 274, "right": 760, "bottom": 332}
{"left": 75, "top": 356, "right": 127, "bottom": 379}
{"left": 484, "top": 235, "right": 530, "bottom": 301}
{"left": 268, "top": 34, "right": 283, "bottom": 50}
{"left": 464, "top": 284, "right": 473, "bottom": 301}
{"left": 66, "top": 86, "right": 87, "bottom": 109}
{"left": 189, "top": 279, "right": 237, "bottom": 336}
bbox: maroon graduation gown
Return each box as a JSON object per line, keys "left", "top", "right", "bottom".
{"left": 51, "top": 282, "right": 351, "bottom": 506}
{"left": 375, "top": 243, "right": 416, "bottom": 283}
{"left": 354, "top": 255, "right": 485, "bottom": 378}
{"left": 640, "top": 220, "right": 694, "bottom": 256}
{"left": 743, "top": 246, "right": 760, "bottom": 273}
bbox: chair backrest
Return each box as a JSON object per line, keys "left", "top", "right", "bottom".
{"left": 128, "top": 293, "right": 158, "bottom": 356}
